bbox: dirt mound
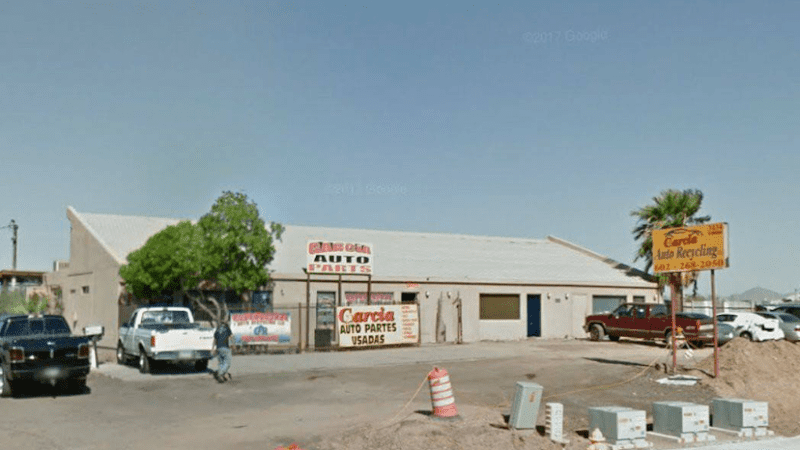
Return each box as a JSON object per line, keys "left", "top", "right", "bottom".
{"left": 697, "top": 337, "right": 800, "bottom": 436}
{"left": 319, "top": 404, "right": 590, "bottom": 450}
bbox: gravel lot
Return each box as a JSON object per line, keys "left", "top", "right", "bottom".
{"left": 0, "top": 338, "right": 784, "bottom": 450}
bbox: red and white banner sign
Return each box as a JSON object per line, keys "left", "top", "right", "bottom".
{"left": 307, "top": 241, "right": 373, "bottom": 275}
{"left": 345, "top": 292, "right": 393, "bottom": 305}
{"left": 336, "top": 304, "right": 419, "bottom": 347}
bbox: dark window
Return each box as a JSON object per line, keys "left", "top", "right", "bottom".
{"left": 479, "top": 294, "right": 520, "bottom": 320}
{"left": 401, "top": 292, "right": 418, "bottom": 304}
{"left": 650, "top": 305, "right": 668, "bottom": 317}
{"left": 82, "top": 286, "right": 90, "bottom": 294}
{"left": 592, "top": 296, "right": 626, "bottom": 314}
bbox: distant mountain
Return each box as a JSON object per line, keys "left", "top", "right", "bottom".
{"left": 728, "top": 287, "right": 784, "bottom": 302}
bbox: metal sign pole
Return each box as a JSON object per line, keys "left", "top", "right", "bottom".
{"left": 711, "top": 269, "right": 719, "bottom": 378}
{"left": 671, "top": 274, "right": 677, "bottom": 373}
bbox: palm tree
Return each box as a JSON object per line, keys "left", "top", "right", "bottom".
{"left": 631, "top": 189, "right": 711, "bottom": 311}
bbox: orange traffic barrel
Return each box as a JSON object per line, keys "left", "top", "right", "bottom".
{"left": 428, "top": 367, "right": 459, "bottom": 419}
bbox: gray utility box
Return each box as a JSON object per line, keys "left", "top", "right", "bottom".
{"left": 712, "top": 398, "right": 768, "bottom": 431}
{"left": 653, "top": 401, "right": 710, "bottom": 439}
{"left": 508, "top": 382, "right": 543, "bottom": 430}
{"left": 588, "top": 406, "right": 647, "bottom": 445}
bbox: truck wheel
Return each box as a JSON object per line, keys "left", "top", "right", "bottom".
{"left": 0, "top": 365, "right": 12, "bottom": 398}
{"left": 116, "top": 343, "right": 128, "bottom": 365}
{"left": 70, "top": 378, "right": 87, "bottom": 394}
{"left": 194, "top": 359, "right": 209, "bottom": 372}
{"left": 664, "top": 329, "right": 672, "bottom": 343}
{"left": 589, "top": 324, "right": 605, "bottom": 341}
{"left": 138, "top": 349, "right": 151, "bottom": 374}
{"left": 741, "top": 331, "right": 753, "bottom": 341}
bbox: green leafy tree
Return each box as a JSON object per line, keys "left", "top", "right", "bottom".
{"left": 120, "top": 191, "right": 284, "bottom": 325}
{"left": 0, "top": 289, "right": 26, "bottom": 314}
{"left": 631, "top": 189, "right": 710, "bottom": 311}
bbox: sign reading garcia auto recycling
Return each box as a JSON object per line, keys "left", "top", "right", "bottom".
{"left": 652, "top": 222, "right": 729, "bottom": 273}
{"left": 336, "top": 304, "right": 419, "bottom": 347}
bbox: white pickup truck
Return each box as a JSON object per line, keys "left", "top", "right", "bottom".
{"left": 116, "top": 306, "right": 215, "bottom": 373}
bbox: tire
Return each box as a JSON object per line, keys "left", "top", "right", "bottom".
{"left": 608, "top": 335, "right": 620, "bottom": 342}
{"left": 0, "top": 365, "right": 12, "bottom": 398}
{"left": 589, "top": 324, "right": 605, "bottom": 341}
{"left": 70, "top": 378, "right": 87, "bottom": 394}
{"left": 116, "top": 342, "right": 128, "bottom": 365}
{"left": 741, "top": 331, "right": 753, "bottom": 341}
{"left": 138, "top": 349, "right": 151, "bottom": 374}
{"left": 664, "top": 329, "right": 672, "bottom": 344}
{"left": 194, "top": 359, "right": 209, "bottom": 372}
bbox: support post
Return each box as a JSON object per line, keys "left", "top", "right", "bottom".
{"left": 366, "top": 274, "right": 372, "bottom": 305}
{"left": 305, "top": 271, "right": 310, "bottom": 352}
{"left": 298, "top": 302, "right": 303, "bottom": 353}
{"left": 671, "top": 277, "right": 678, "bottom": 373}
{"left": 711, "top": 269, "right": 719, "bottom": 378}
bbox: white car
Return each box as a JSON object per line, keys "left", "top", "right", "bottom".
{"left": 716, "top": 312, "right": 785, "bottom": 342}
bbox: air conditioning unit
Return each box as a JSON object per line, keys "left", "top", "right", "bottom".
{"left": 712, "top": 398, "right": 770, "bottom": 437}
{"left": 652, "top": 401, "right": 713, "bottom": 443}
{"left": 588, "top": 406, "right": 649, "bottom": 448}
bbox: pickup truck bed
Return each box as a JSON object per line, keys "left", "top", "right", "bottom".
{"left": 118, "top": 307, "right": 214, "bottom": 374}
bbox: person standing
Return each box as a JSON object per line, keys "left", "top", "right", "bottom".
{"left": 213, "top": 319, "right": 233, "bottom": 383}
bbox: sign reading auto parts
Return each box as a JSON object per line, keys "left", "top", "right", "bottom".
{"left": 652, "top": 223, "right": 729, "bottom": 273}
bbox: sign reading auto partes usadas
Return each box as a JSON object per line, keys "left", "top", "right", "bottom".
{"left": 652, "top": 223, "right": 729, "bottom": 274}
{"left": 307, "top": 240, "right": 373, "bottom": 274}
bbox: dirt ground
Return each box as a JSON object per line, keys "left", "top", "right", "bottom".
{"left": 321, "top": 338, "right": 800, "bottom": 450}
{"left": 0, "top": 338, "right": 794, "bottom": 450}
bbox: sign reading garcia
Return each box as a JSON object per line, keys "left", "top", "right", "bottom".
{"left": 652, "top": 222, "right": 729, "bottom": 273}
{"left": 307, "top": 241, "right": 373, "bottom": 274}
{"left": 336, "top": 304, "right": 419, "bottom": 347}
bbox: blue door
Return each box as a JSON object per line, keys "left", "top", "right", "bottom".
{"left": 527, "top": 295, "right": 541, "bottom": 337}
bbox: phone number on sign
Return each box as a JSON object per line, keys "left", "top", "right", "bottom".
{"left": 655, "top": 259, "right": 725, "bottom": 272}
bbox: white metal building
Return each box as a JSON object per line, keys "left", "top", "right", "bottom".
{"left": 45, "top": 207, "right": 659, "bottom": 351}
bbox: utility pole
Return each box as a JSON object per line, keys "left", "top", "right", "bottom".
{"left": 2, "top": 220, "right": 18, "bottom": 269}
{"left": 2, "top": 220, "right": 19, "bottom": 290}
{"left": 10, "top": 220, "right": 18, "bottom": 270}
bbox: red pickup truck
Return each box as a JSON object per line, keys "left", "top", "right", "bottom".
{"left": 584, "top": 303, "right": 715, "bottom": 345}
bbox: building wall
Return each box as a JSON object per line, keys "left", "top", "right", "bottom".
{"left": 48, "top": 216, "right": 123, "bottom": 350}
{"left": 44, "top": 214, "right": 659, "bottom": 352}
{"left": 271, "top": 276, "right": 658, "bottom": 347}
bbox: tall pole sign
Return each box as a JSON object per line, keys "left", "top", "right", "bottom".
{"left": 652, "top": 222, "right": 729, "bottom": 377}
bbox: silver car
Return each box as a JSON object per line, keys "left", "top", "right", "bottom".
{"left": 757, "top": 312, "right": 800, "bottom": 341}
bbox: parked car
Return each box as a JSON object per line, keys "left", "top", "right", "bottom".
{"left": 772, "top": 304, "right": 800, "bottom": 320}
{"left": 716, "top": 322, "right": 736, "bottom": 346}
{"left": 676, "top": 312, "right": 735, "bottom": 346}
{"left": 715, "top": 312, "right": 784, "bottom": 342}
{"left": 757, "top": 312, "right": 800, "bottom": 342}
{"left": 584, "top": 303, "right": 715, "bottom": 345}
{"left": 0, "top": 314, "right": 92, "bottom": 397}
{"left": 117, "top": 306, "right": 214, "bottom": 374}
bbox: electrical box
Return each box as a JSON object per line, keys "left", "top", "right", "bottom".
{"left": 508, "top": 381, "right": 543, "bottom": 430}
{"left": 712, "top": 398, "right": 768, "bottom": 431}
{"left": 588, "top": 406, "right": 647, "bottom": 445}
{"left": 545, "top": 402, "right": 568, "bottom": 444}
{"left": 653, "top": 401, "right": 709, "bottom": 438}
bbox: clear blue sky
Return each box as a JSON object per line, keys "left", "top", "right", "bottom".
{"left": 1, "top": 1, "right": 798, "bottom": 297}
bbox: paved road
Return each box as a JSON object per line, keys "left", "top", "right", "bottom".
{"left": 98, "top": 339, "right": 553, "bottom": 381}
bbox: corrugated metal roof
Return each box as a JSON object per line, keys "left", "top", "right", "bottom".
{"left": 68, "top": 208, "right": 654, "bottom": 288}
